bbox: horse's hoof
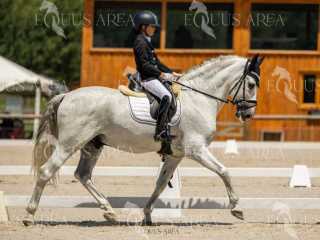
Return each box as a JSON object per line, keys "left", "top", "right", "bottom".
{"left": 22, "top": 215, "right": 34, "bottom": 226}
{"left": 231, "top": 207, "right": 244, "bottom": 220}
{"left": 103, "top": 211, "right": 118, "bottom": 223}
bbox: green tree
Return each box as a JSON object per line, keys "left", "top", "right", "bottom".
{"left": 0, "top": 0, "right": 83, "bottom": 86}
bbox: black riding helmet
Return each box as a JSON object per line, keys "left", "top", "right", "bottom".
{"left": 133, "top": 11, "right": 160, "bottom": 31}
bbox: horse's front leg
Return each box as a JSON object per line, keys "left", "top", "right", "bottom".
{"left": 143, "top": 152, "right": 183, "bottom": 225}
{"left": 189, "top": 144, "right": 243, "bottom": 220}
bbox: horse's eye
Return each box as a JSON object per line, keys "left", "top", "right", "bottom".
{"left": 248, "top": 82, "right": 255, "bottom": 90}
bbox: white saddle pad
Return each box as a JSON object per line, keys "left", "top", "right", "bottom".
{"left": 128, "top": 96, "right": 181, "bottom": 126}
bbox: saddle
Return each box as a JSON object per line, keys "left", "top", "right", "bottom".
{"left": 118, "top": 76, "right": 182, "bottom": 98}
{"left": 119, "top": 72, "right": 181, "bottom": 126}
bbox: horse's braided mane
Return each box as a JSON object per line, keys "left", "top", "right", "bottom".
{"left": 181, "top": 55, "right": 244, "bottom": 82}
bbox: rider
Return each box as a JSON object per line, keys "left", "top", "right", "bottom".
{"left": 133, "top": 11, "right": 182, "bottom": 142}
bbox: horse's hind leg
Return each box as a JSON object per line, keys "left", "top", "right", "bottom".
{"left": 143, "top": 153, "right": 183, "bottom": 225}
{"left": 24, "top": 144, "right": 72, "bottom": 226}
{"left": 74, "top": 136, "right": 117, "bottom": 222}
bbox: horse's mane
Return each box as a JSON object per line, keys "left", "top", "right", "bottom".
{"left": 181, "top": 55, "right": 244, "bottom": 82}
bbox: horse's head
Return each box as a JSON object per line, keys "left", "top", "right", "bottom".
{"left": 228, "top": 54, "right": 264, "bottom": 122}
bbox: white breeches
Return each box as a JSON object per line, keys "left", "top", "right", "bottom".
{"left": 141, "top": 79, "right": 172, "bottom": 102}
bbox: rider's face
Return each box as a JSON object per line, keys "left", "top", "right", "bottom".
{"left": 145, "top": 25, "right": 156, "bottom": 37}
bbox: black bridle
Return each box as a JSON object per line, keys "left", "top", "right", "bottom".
{"left": 170, "top": 58, "right": 259, "bottom": 109}
{"left": 227, "top": 59, "right": 258, "bottom": 110}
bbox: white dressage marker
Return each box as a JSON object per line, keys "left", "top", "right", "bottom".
{"left": 290, "top": 165, "right": 311, "bottom": 188}
{"left": 0, "top": 191, "right": 8, "bottom": 222}
{"left": 153, "top": 162, "right": 182, "bottom": 218}
{"left": 224, "top": 139, "right": 239, "bottom": 155}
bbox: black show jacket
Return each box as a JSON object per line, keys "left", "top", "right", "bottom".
{"left": 133, "top": 33, "right": 173, "bottom": 81}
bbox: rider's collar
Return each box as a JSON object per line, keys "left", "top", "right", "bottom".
{"left": 142, "top": 33, "right": 152, "bottom": 43}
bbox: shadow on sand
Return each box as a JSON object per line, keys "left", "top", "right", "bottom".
{"left": 30, "top": 220, "right": 234, "bottom": 227}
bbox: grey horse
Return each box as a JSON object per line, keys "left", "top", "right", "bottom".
{"left": 23, "top": 55, "right": 264, "bottom": 225}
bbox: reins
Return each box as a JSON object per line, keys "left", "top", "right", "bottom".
{"left": 169, "top": 79, "right": 229, "bottom": 103}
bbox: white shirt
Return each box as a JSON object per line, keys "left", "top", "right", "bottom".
{"left": 143, "top": 33, "right": 151, "bottom": 43}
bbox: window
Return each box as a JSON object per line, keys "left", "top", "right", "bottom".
{"left": 261, "top": 131, "right": 283, "bottom": 141}
{"left": 166, "top": 3, "right": 233, "bottom": 49}
{"left": 251, "top": 4, "right": 319, "bottom": 50}
{"left": 93, "top": 1, "right": 161, "bottom": 48}
{"left": 299, "top": 72, "right": 320, "bottom": 109}
{"left": 303, "top": 75, "right": 316, "bottom": 103}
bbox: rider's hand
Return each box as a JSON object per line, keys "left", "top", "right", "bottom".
{"left": 172, "top": 72, "right": 182, "bottom": 77}
{"left": 161, "top": 72, "right": 176, "bottom": 82}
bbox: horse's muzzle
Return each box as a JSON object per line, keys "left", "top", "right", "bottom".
{"left": 235, "top": 101, "right": 256, "bottom": 121}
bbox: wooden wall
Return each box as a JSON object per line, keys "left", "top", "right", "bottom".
{"left": 81, "top": 0, "right": 320, "bottom": 141}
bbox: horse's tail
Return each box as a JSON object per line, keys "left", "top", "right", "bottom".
{"left": 31, "top": 93, "right": 66, "bottom": 183}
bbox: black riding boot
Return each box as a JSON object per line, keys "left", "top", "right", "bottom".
{"left": 154, "top": 95, "right": 172, "bottom": 142}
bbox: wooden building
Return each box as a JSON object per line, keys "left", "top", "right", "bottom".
{"left": 81, "top": 0, "right": 320, "bottom": 141}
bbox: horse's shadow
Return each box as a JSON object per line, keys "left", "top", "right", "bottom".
{"left": 26, "top": 197, "right": 235, "bottom": 227}
{"left": 75, "top": 196, "right": 230, "bottom": 210}
{"left": 31, "top": 220, "right": 233, "bottom": 227}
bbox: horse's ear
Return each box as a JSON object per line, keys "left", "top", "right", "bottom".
{"left": 253, "top": 54, "right": 260, "bottom": 64}
{"left": 257, "top": 55, "right": 265, "bottom": 66}
{"left": 248, "top": 54, "right": 259, "bottom": 71}
{"left": 249, "top": 54, "right": 264, "bottom": 71}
